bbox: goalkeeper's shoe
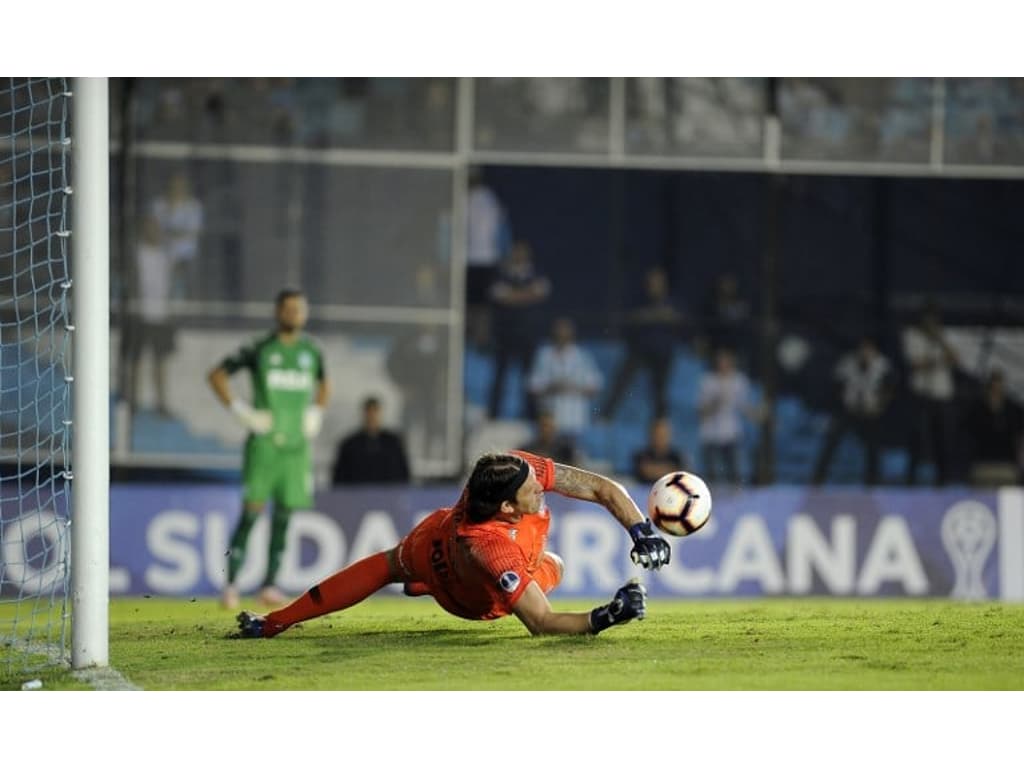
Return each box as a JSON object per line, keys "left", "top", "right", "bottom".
{"left": 236, "top": 611, "right": 266, "bottom": 639}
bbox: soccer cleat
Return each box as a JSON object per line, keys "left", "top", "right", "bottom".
{"left": 221, "top": 585, "right": 240, "bottom": 610}
{"left": 258, "top": 585, "right": 289, "bottom": 606}
{"left": 236, "top": 611, "right": 266, "bottom": 638}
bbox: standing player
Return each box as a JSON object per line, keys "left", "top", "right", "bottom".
{"left": 235, "top": 450, "right": 670, "bottom": 638}
{"left": 208, "top": 289, "right": 331, "bottom": 609}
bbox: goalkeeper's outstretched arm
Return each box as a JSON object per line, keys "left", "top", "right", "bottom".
{"left": 512, "top": 579, "right": 646, "bottom": 636}
{"left": 551, "top": 462, "right": 671, "bottom": 570}
{"left": 551, "top": 462, "right": 645, "bottom": 529}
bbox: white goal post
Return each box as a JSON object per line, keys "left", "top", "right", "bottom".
{"left": 70, "top": 77, "right": 110, "bottom": 669}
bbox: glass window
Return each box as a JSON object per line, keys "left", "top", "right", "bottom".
{"left": 474, "top": 78, "right": 609, "bottom": 153}
{"left": 129, "top": 159, "right": 452, "bottom": 309}
{"left": 130, "top": 78, "right": 456, "bottom": 151}
{"left": 780, "top": 78, "right": 933, "bottom": 163}
{"left": 945, "top": 78, "right": 1024, "bottom": 166}
{"left": 626, "top": 77, "right": 765, "bottom": 158}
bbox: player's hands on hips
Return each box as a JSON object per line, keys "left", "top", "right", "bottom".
{"left": 589, "top": 578, "right": 647, "bottom": 634}
{"left": 629, "top": 519, "right": 671, "bottom": 570}
{"left": 303, "top": 405, "right": 324, "bottom": 439}
{"left": 230, "top": 399, "right": 272, "bottom": 435}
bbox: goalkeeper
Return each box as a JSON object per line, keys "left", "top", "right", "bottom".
{"left": 208, "top": 288, "right": 331, "bottom": 609}
{"left": 236, "top": 450, "right": 669, "bottom": 637}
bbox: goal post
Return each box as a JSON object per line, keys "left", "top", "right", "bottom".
{"left": 70, "top": 77, "right": 110, "bottom": 669}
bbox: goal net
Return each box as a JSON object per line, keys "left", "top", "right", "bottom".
{"left": 0, "top": 78, "right": 73, "bottom": 677}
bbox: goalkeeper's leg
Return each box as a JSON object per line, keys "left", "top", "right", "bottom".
{"left": 253, "top": 549, "right": 403, "bottom": 638}
{"left": 534, "top": 552, "right": 564, "bottom": 594}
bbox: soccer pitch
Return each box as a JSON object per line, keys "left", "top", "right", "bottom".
{"left": 4, "top": 596, "right": 1024, "bottom": 690}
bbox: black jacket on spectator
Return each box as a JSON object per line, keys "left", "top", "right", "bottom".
{"left": 332, "top": 429, "right": 411, "bottom": 485}
{"left": 632, "top": 447, "right": 686, "bottom": 485}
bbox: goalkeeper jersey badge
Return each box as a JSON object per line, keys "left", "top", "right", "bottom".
{"left": 498, "top": 571, "right": 520, "bottom": 593}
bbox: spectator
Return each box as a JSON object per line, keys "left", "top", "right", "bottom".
{"left": 601, "top": 266, "right": 683, "bottom": 421}
{"left": 528, "top": 317, "right": 603, "bottom": 440}
{"left": 697, "top": 347, "right": 759, "bottom": 486}
{"left": 519, "top": 410, "right": 578, "bottom": 465}
{"left": 332, "top": 397, "right": 411, "bottom": 486}
{"left": 488, "top": 240, "right": 550, "bottom": 420}
{"left": 266, "top": 77, "right": 300, "bottom": 145}
{"left": 633, "top": 417, "right": 688, "bottom": 485}
{"left": 465, "top": 166, "right": 511, "bottom": 350}
{"left": 328, "top": 79, "right": 369, "bottom": 145}
{"left": 966, "top": 370, "right": 1024, "bottom": 486}
{"left": 150, "top": 171, "right": 203, "bottom": 300}
{"left": 901, "top": 299, "right": 959, "bottom": 486}
{"left": 124, "top": 215, "right": 176, "bottom": 418}
{"left": 701, "top": 272, "right": 751, "bottom": 366}
{"left": 811, "top": 336, "right": 894, "bottom": 486}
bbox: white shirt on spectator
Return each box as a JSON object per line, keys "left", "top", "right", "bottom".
{"left": 529, "top": 344, "right": 602, "bottom": 436}
{"left": 836, "top": 353, "right": 892, "bottom": 414}
{"left": 136, "top": 241, "right": 173, "bottom": 322}
{"left": 466, "top": 185, "right": 504, "bottom": 267}
{"left": 902, "top": 326, "right": 954, "bottom": 401}
{"left": 698, "top": 371, "right": 752, "bottom": 445}
{"left": 151, "top": 196, "right": 203, "bottom": 264}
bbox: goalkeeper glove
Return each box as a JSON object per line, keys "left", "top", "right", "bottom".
{"left": 230, "top": 399, "right": 272, "bottom": 435}
{"left": 589, "top": 578, "right": 647, "bottom": 634}
{"left": 303, "top": 405, "right": 324, "bottom": 439}
{"left": 629, "top": 519, "right": 671, "bottom": 570}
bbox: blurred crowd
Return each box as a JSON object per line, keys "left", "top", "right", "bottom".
{"left": 118, "top": 158, "right": 1024, "bottom": 491}
{"left": 104, "top": 78, "right": 1024, "bottom": 489}
{"left": 454, "top": 171, "right": 1024, "bottom": 489}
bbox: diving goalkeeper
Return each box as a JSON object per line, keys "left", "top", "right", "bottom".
{"left": 236, "top": 450, "right": 670, "bottom": 637}
{"left": 208, "top": 288, "right": 331, "bottom": 609}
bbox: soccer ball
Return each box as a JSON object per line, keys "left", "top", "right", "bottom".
{"left": 647, "top": 471, "right": 712, "bottom": 537}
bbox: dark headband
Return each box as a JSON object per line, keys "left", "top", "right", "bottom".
{"left": 480, "top": 458, "right": 530, "bottom": 505}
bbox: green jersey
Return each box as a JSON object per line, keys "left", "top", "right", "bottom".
{"left": 221, "top": 331, "right": 325, "bottom": 451}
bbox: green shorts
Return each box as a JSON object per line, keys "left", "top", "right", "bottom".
{"left": 242, "top": 435, "right": 312, "bottom": 510}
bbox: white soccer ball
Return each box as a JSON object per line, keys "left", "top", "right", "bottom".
{"left": 647, "top": 471, "right": 712, "bottom": 537}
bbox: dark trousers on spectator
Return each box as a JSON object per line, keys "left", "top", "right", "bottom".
{"left": 906, "top": 395, "right": 953, "bottom": 486}
{"left": 701, "top": 441, "right": 740, "bottom": 485}
{"left": 812, "top": 411, "right": 882, "bottom": 486}
{"left": 488, "top": 341, "right": 536, "bottom": 420}
{"left": 601, "top": 348, "right": 672, "bottom": 419}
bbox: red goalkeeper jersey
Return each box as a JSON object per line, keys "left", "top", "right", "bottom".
{"left": 396, "top": 451, "right": 556, "bottom": 620}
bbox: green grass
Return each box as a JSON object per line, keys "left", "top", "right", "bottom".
{"left": 4, "top": 596, "right": 1024, "bottom": 690}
